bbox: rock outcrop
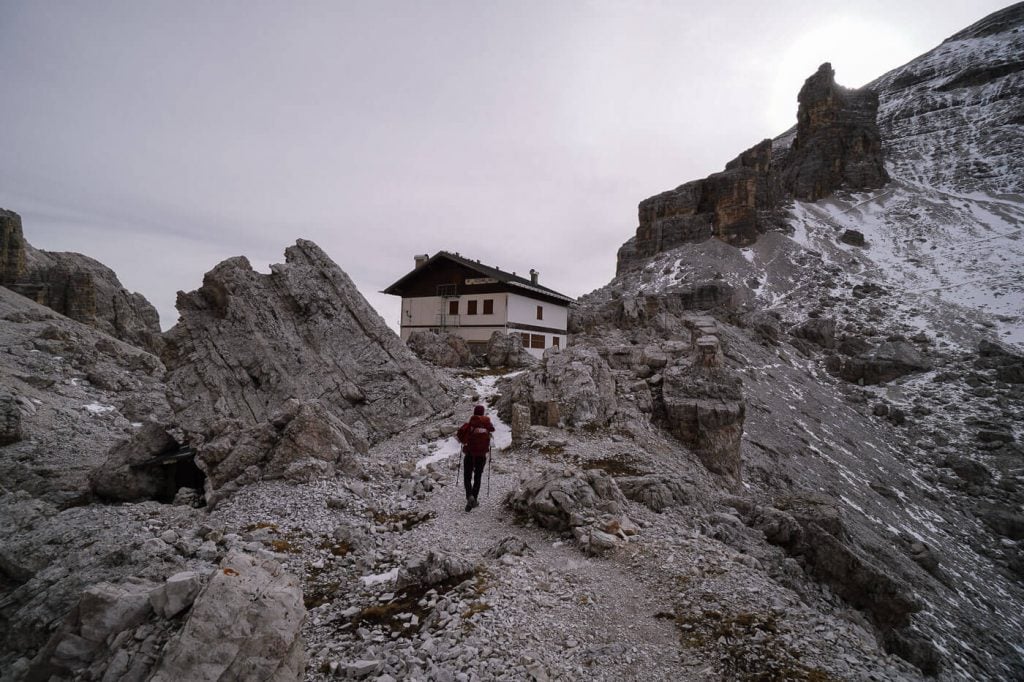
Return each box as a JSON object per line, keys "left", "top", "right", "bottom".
{"left": 162, "top": 240, "right": 449, "bottom": 496}
{"left": 407, "top": 330, "right": 475, "bottom": 368}
{"left": 395, "top": 550, "right": 476, "bottom": 590}
{"left": 0, "top": 393, "right": 22, "bottom": 445}
{"left": 1, "top": 208, "right": 26, "bottom": 284}
{"left": 660, "top": 350, "right": 745, "bottom": 483}
{"left": 617, "top": 140, "right": 776, "bottom": 270}
{"left": 496, "top": 346, "right": 616, "bottom": 429}
{"left": 617, "top": 63, "right": 887, "bottom": 273}
{"left": 775, "top": 62, "right": 889, "bottom": 201}
{"left": 485, "top": 331, "right": 537, "bottom": 369}
{"left": 88, "top": 421, "right": 184, "bottom": 503}
{"left": 506, "top": 466, "right": 638, "bottom": 554}
{"left": 0, "top": 286, "right": 170, "bottom": 506}
{"left": 0, "top": 209, "right": 163, "bottom": 353}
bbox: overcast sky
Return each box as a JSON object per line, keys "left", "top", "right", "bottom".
{"left": 0, "top": 1, "right": 1011, "bottom": 332}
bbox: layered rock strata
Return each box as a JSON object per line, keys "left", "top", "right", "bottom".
{"left": 617, "top": 62, "right": 888, "bottom": 273}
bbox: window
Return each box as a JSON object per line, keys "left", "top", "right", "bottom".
{"left": 483, "top": 299, "right": 493, "bottom": 315}
{"left": 552, "top": 336, "right": 560, "bottom": 348}
{"left": 536, "top": 305, "right": 543, "bottom": 320}
{"left": 467, "top": 300, "right": 478, "bottom": 315}
{"left": 530, "top": 334, "right": 545, "bottom": 349}
{"left": 520, "top": 333, "right": 530, "bottom": 346}
{"left": 448, "top": 300, "right": 458, "bottom": 315}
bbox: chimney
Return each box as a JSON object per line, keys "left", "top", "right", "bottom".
{"left": 414, "top": 254, "right": 429, "bottom": 269}
{"left": 529, "top": 269, "right": 539, "bottom": 285}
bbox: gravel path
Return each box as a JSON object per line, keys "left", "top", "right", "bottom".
{"left": 210, "top": 370, "right": 922, "bottom": 681}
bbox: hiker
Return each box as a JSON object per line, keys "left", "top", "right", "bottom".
{"left": 456, "top": 404, "right": 494, "bottom": 512}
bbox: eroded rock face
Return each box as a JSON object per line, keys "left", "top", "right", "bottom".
{"left": 496, "top": 346, "right": 616, "bottom": 429}
{"left": 0, "top": 208, "right": 26, "bottom": 284}
{"left": 162, "top": 240, "right": 449, "bottom": 494}
{"left": 618, "top": 140, "right": 775, "bottom": 272}
{"left": 407, "top": 330, "right": 474, "bottom": 368}
{"left": 0, "top": 209, "right": 163, "bottom": 354}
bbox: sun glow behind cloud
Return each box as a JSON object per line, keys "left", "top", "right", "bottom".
{"left": 766, "top": 16, "right": 920, "bottom": 133}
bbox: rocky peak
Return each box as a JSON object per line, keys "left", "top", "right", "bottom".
{"left": 1, "top": 208, "right": 26, "bottom": 284}
{"left": 161, "top": 239, "right": 451, "bottom": 497}
{"left": 617, "top": 62, "right": 888, "bottom": 273}
{"left": 777, "top": 62, "right": 889, "bottom": 201}
{"left": 0, "top": 208, "right": 163, "bottom": 353}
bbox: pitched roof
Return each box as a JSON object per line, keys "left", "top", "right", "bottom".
{"left": 382, "top": 251, "right": 575, "bottom": 304}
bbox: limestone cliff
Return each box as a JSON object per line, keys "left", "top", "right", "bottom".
{"left": 0, "top": 209, "right": 163, "bottom": 353}
{"left": 617, "top": 62, "right": 888, "bottom": 273}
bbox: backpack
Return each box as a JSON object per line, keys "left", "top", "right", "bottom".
{"left": 457, "top": 417, "right": 492, "bottom": 457}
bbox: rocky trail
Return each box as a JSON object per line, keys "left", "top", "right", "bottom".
{"left": 200, "top": 370, "right": 925, "bottom": 682}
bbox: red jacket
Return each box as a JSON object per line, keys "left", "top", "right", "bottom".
{"left": 457, "top": 415, "right": 494, "bottom": 457}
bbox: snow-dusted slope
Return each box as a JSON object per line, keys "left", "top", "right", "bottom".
{"left": 777, "top": 4, "right": 1024, "bottom": 345}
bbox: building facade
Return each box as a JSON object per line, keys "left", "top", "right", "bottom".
{"left": 383, "top": 252, "right": 574, "bottom": 358}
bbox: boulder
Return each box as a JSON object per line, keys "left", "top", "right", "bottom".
{"left": 839, "top": 341, "right": 930, "bottom": 384}
{"left": 485, "top": 536, "right": 533, "bottom": 559}
{"left": 497, "top": 346, "right": 616, "bottom": 429}
{"left": 150, "top": 571, "right": 204, "bottom": 619}
{"left": 407, "top": 330, "right": 474, "bottom": 367}
{"left": 840, "top": 229, "right": 867, "bottom": 246}
{"left": 395, "top": 550, "right": 476, "bottom": 590}
{"left": 149, "top": 552, "right": 306, "bottom": 682}
{"left": 944, "top": 455, "right": 992, "bottom": 486}
{"left": 976, "top": 338, "right": 1024, "bottom": 383}
{"left": 790, "top": 317, "right": 837, "bottom": 349}
{"left": 510, "top": 403, "right": 532, "bottom": 445}
{"left": 24, "top": 578, "right": 161, "bottom": 680}
{"left": 486, "top": 331, "right": 536, "bottom": 368}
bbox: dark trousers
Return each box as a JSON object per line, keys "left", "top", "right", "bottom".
{"left": 463, "top": 453, "right": 486, "bottom": 499}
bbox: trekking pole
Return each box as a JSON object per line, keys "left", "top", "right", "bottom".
{"left": 455, "top": 445, "right": 461, "bottom": 489}
{"left": 487, "top": 437, "right": 493, "bottom": 497}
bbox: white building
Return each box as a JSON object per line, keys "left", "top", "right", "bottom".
{"left": 383, "top": 251, "right": 575, "bottom": 358}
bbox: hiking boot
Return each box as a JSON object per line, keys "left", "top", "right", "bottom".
{"left": 465, "top": 498, "right": 473, "bottom": 512}
{"left": 470, "top": 496, "right": 479, "bottom": 509}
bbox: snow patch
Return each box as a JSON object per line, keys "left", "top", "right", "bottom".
{"left": 359, "top": 567, "right": 399, "bottom": 586}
